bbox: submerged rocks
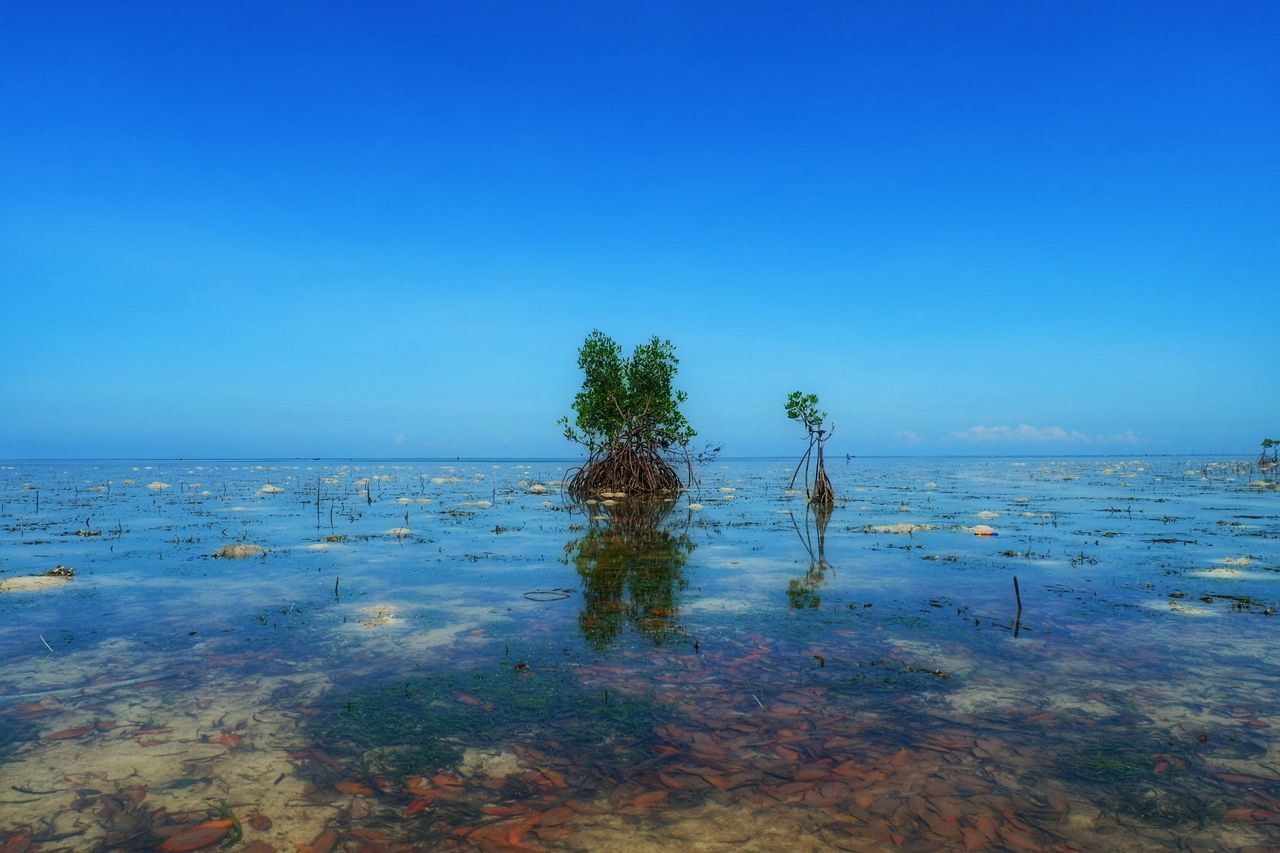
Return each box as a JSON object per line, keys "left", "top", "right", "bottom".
{"left": 214, "top": 543, "right": 266, "bottom": 559}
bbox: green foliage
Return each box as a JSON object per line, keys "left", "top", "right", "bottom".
{"left": 560, "top": 330, "right": 695, "bottom": 453}
{"left": 785, "top": 390, "right": 826, "bottom": 433}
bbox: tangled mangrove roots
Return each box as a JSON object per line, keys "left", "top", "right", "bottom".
{"left": 810, "top": 454, "right": 835, "bottom": 507}
{"left": 568, "top": 442, "right": 683, "bottom": 498}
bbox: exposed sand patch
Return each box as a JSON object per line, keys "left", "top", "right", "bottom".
{"left": 976, "top": 511, "right": 999, "bottom": 520}
{"left": 0, "top": 573, "right": 73, "bottom": 592}
{"left": 1161, "top": 601, "right": 1218, "bottom": 617}
{"left": 865, "top": 523, "right": 933, "bottom": 534}
{"left": 146, "top": 481, "right": 170, "bottom": 490}
{"left": 1215, "top": 556, "right": 1252, "bottom": 566}
{"left": 385, "top": 527, "right": 412, "bottom": 537}
{"left": 1194, "top": 568, "right": 1243, "bottom": 579}
{"left": 214, "top": 543, "right": 266, "bottom": 558}
{"left": 462, "top": 501, "right": 492, "bottom": 509}
{"left": 258, "top": 484, "right": 283, "bottom": 494}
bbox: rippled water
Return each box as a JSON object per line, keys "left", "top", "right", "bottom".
{"left": 1, "top": 457, "right": 1277, "bottom": 851}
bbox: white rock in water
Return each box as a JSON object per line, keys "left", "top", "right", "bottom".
{"left": 385, "top": 527, "right": 412, "bottom": 536}
{"left": 215, "top": 543, "right": 266, "bottom": 558}
{"left": 146, "top": 481, "right": 170, "bottom": 490}
{"left": 259, "top": 484, "right": 283, "bottom": 493}
{"left": 976, "top": 511, "right": 999, "bottom": 520}
{"left": 529, "top": 484, "right": 548, "bottom": 494}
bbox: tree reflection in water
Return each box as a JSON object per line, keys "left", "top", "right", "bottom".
{"left": 563, "top": 497, "right": 694, "bottom": 650}
{"left": 787, "top": 503, "right": 834, "bottom": 609}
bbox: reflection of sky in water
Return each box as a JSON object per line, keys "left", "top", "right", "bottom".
{"left": 2, "top": 456, "right": 1277, "bottom": 672}
{"left": 1, "top": 457, "right": 1277, "bottom": 850}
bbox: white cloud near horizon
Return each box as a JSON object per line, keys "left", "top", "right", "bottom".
{"left": 948, "top": 424, "right": 1143, "bottom": 444}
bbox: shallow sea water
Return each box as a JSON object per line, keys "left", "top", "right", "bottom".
{"left": 1, "top": 457, "right": 1278, "bottom": 851}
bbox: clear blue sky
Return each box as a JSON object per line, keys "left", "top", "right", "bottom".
{"left": 2, "top": 1, "right": 1276, "bottom": 458}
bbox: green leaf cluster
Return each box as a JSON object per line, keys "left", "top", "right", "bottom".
{"left": 785, "top": 390, "right": 826, "bottom": 433}
{"left": 560, "top": 331, "right": 695, "bottom": 453}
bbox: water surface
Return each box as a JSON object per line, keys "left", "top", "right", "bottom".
{"left": 1, "top": 457, "right": 1277, "bottom": 851}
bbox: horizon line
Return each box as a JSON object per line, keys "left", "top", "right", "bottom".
{"left": 0, "top": 451, "right": 1261, "bottom": 464}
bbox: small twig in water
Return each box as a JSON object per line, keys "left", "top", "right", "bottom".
{"left": 40, "top": 635, "right": 54, "bottom": 654}
{"left": 1013, "top": 575, "right": 1024, "bottom": 638}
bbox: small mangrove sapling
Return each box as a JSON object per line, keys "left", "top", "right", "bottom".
{"left": 785, "top": 390, "right": 835, "bottom": 507}
{"left": 1260, "top": 438, "right": 1278, "bottom": 472}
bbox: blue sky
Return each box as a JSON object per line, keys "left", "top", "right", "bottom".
{"left": 2, "top": 1, "right": 1276, "bottom": 458}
